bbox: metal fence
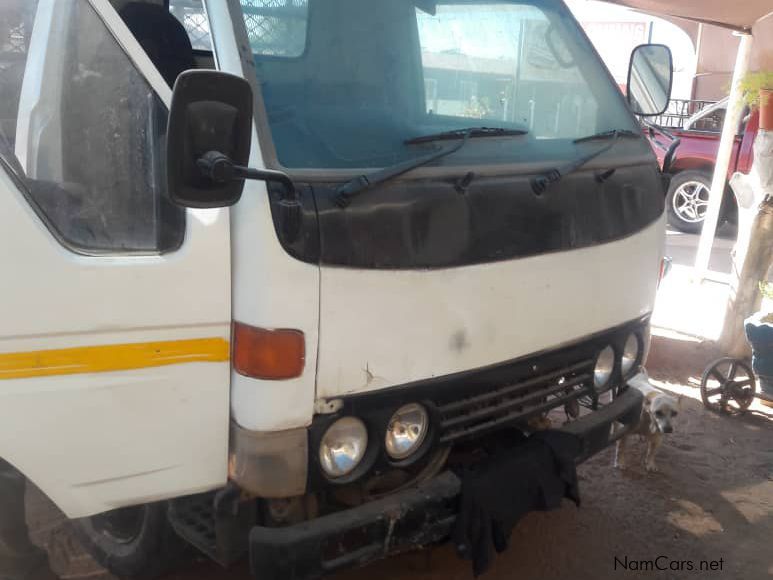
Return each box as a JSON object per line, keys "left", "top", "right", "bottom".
{"left": 0, "top": 9, "right": 32, "bottom": 147}
{"left": 650, "top": 99, "right": 717, "bottom": 129}
{"left": 241, "top": 0, "right": 308, "bottom": 57}
{"left": 169, "top": 0, "right": 308, "bottom": 55}
{"left": 169, "top": 0, "right": 211, "bottom": 51}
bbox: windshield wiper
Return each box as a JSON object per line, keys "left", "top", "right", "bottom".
{"left": 335, "top": 126, "right": 527, "bottom": 207}
{"left": 404, "top": 126, "right": 528, "bottom": 145}
{"left": 573, "top": 128, "right": 641, "bottom": 143}
{"left": 531, "top": 130, "right": 638, "bottom": 194}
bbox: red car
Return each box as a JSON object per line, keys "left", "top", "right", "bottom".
{"left": 647, "top": 98, "right": 758, "bottom": 233}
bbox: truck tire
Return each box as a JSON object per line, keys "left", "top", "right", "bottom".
{"left": 74, "top": 502, "right": 188, "bottom": 579}
{"left": 666, "top": 170, "right": 713, "bottom": 234}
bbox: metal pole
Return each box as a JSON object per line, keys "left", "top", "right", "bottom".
{"left": 693, "top": 32, "right": 753, "bottom": 279}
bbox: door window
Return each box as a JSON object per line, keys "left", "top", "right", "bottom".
{"left": 0, "top": 0, "right": 184, "bottom": 254}
{"left": 689, "top": 107, "right": 726, "bottom": 133}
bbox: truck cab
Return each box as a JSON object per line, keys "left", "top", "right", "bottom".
{"left": 0, "top": 1, "right": 671, "bottom": 578}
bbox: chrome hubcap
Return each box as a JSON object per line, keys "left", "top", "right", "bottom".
{"left": 672, "top": 181, "right": 710, "bottom": 223}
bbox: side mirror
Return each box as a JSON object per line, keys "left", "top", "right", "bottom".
{"left": 626, "top": 44, "right": 673, "bottom": 117}
{"left": 166, "top": 70, "right": 297, "bottom": 209}
{"left": 167, "top": 70, "right": 252, "bottom": 207}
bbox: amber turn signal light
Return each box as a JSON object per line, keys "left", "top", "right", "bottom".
{"left": 232, "top": 322, "right": 305, "bottom": 380}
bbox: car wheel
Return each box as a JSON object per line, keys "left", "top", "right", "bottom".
{"left": 666, "top": 170, "right": 713, "bottom": 234}
{"left": 74, "top": 502, "right": 188, "bottom": 579}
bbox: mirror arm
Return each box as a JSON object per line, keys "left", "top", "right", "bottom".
{"left": 196, "top": 151, "right": 301, "bottom": 243}
{"left": 237, "top": 167, "right": 299, "bottom": 202}
{"left": 236, "top": 164, "right": 303, "bottom": 243}
{"left": 196, "top": 151, "right": 299, "bottom": 203}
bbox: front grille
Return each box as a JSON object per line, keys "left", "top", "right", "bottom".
{"left": 309, "top": 318, "right": 648, "bottom": 492}
{"left": 437, "top": 357, "right": 596, "bottom": 444}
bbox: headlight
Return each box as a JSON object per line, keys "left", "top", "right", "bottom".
{"left": 319, "top": 417, "right": 368, "bottom": 478}
{"left": 621, "top": 333, "right": 639, "bottom": 375}
{"left": 593, "top": 345, "right": 615, "bottom": 391}
{"left": 385, "top": 403, "right": 429, "bottom": 460}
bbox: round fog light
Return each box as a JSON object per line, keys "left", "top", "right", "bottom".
{"left": 621, "top": 333, "right": 639, "bottom": 375}
{"left": 319, "top": 417, "right": 368, "bottom": 478}
{"left": 385, "top": 403, "right": 429, "bottom": 460}
{"left": 594, "top": 346, "right": 615, "bottom": 391}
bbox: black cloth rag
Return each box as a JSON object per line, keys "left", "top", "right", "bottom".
{"left": 451, "top": 430, "right": 582, "bottom": 576}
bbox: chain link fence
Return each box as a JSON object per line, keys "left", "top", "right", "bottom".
{"left": 4, "top": 23, "right": 27, "bottom": 54}
{"left": 1, "top": 6, "right": 33, "bottom": 144}
{"left": 241, "top": 0, "right": 308, "bottom": 57}
{"left": 169, "top": 0, "right": 212, "bottom": 51}
{"left": 169, "top": 0, "right": 308, "bottom": 56}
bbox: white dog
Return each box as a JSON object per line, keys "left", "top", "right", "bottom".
{"left": 615, "top": 372, "right": 679, "bottom": 472}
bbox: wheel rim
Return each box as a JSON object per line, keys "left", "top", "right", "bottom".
{"left": 701, "top": 358, "right": 756, "bottom": 412}
{"left": 672, "top": 181, "right": 710, "bottom": 223}
{"left": 90, "top": 505, "right": 145, "bottom": 544}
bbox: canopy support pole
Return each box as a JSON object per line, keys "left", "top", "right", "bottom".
{"left": 693, "top": 32, "right": 754, "bottom": 279}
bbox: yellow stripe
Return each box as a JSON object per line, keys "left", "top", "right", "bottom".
{"left": 0, "top": 338, "right": 230, "bottom": 379}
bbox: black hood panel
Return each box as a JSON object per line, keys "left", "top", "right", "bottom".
{"left": 269, "top": 161, "right": 664, "bottom": 269}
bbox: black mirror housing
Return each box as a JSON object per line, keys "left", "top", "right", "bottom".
{"left": 167, "top": 70, "right": 253, "bottom": 208}
{"left": 627, "top": 44, "right": 673, "bottom": 117}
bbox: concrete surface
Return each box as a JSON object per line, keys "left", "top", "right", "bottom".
{"left": 664, "top": 226, "right": 736, "bottom": 275}
{"left": 655, "top": 225, "right": 773, "bottom": 340}
{"left": 652, "top": 264, "right": 730, "bottom": 339}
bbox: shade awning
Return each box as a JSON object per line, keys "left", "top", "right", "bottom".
{"left": 599, "top": 0, "right": 772, "bottom": 31}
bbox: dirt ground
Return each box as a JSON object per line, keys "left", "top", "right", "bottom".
{"left": 28, "top": 331, "right": 773, "bottom": 580}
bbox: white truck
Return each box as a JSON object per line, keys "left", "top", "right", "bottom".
{"left": 0, "top": 0, "right": 672, "bottom": 578}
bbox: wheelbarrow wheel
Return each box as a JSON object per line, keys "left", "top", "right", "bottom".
{"left": 700, "top": 357, "right": 757, "bottom": 413}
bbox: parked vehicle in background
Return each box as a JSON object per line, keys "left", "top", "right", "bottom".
{"left": 646, "top": 97, "right": 760, "bottom": 233}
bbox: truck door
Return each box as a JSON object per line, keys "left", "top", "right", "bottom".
{"left": 0, "top": 0, "right": 231, "bottom": 518}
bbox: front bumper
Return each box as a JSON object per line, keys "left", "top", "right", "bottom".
{"left": 249, "top": 386, "right": 642, "bottom": 580}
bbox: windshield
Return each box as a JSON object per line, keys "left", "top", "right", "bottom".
{"left": 241, "top": 0, "right": 638, "bottom": 170}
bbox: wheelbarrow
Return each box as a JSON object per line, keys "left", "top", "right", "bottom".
{"left": 701, "top": 311, "right": 773, "bottom": 413}
{"left": 700, "top": 358, "right": 767, "bottom": 413}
